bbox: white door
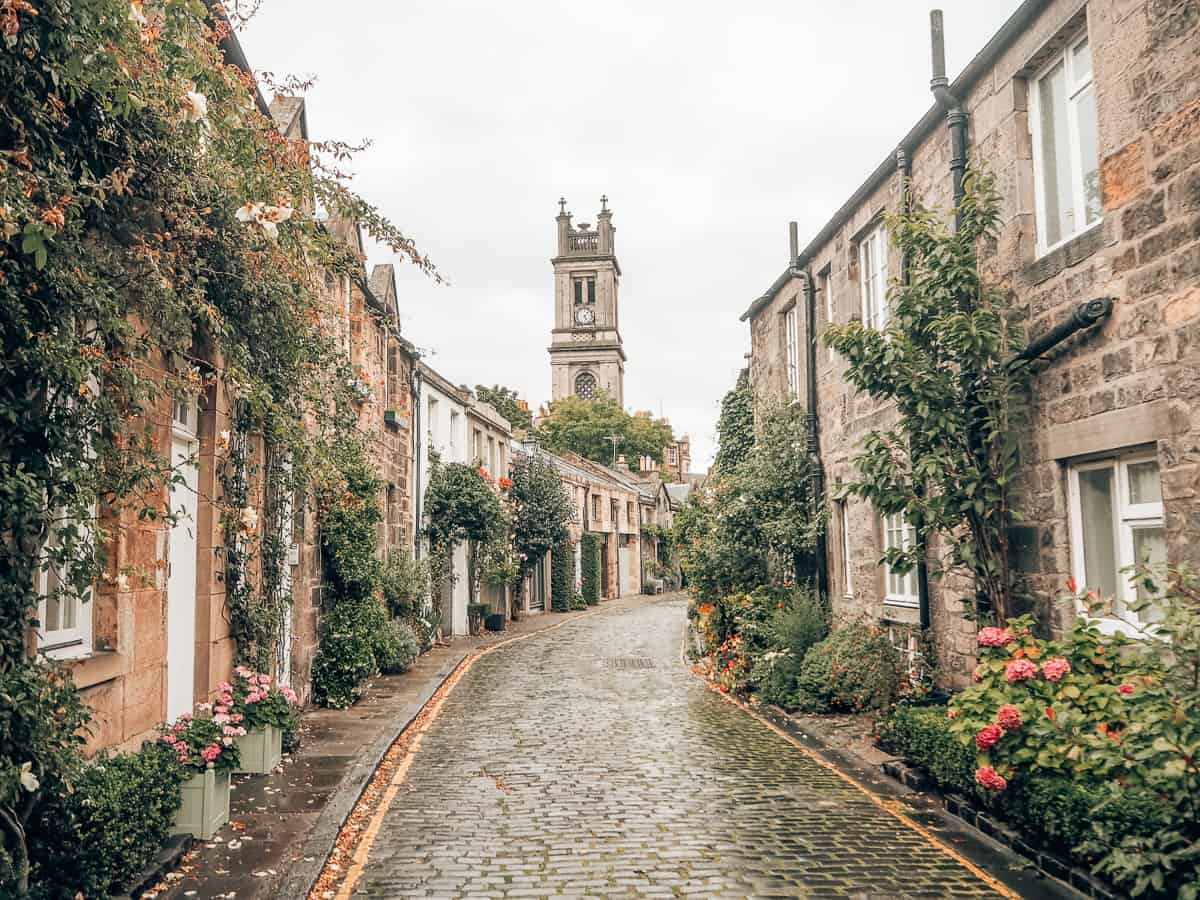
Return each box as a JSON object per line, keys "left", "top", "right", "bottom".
{"left": 167, "top": 434, "right": 199, "bottom": 721}
{"left": 619, "top": 542, "right": 634, "bottom": 597}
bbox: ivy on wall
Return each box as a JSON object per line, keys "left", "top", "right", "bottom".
{"left": 580, "top": 533, "right": 601, "bottom": 606}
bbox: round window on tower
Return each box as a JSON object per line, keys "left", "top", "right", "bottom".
{"left": 574, "top": 372, "right": 597, "bottom": 400}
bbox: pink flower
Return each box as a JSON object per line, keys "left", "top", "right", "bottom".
{"left": 176, "top": 752, "right": 190, "bottom": 764}
{"left": 223, "top": 725, "right": 246, "bottom": 737}
{"left": 217, "top": 681, "right": 233, "bottom": 693}
{"left": 201, "top": 744, "right": 221, "bottom": 763}
{"left": 160, "top": 734, "right": 176, "bottom": 744}
{"left": 996, "top": 704, "right": 1022, "bottom": 732}
{"left": 1040, "top": 657, "right": 1071, "bottom": 681}
{"left": 222, "top": 736, "right": 234, "bottom": 747}
{"left": 1118, "top": 683, "right": 1135, "bottom": 695}
{"left": 178, "top": 712, "right": 193, "bottom": 721}
{"left": 1004, "top": 658, "right": 1037, "bottom": 682}
{"left": 245, "top": 691, "right": 261, "bottom": 704}
{"left": 977, "top": 627, "right": 1014, "bottom": 648}
{"left": 946, "top": 709, "right": 958, "bottom": 719}
{"left": 172, "top": 722, "right": 186, "bottom": 733}
{"left": 230, "top": 713, "right": 244, "bottom": 723}
{"left": 258, "top": 674, "right": 272, "bottom": 686}
{"left": 213, "top": 705, "right": 229, "bottom": 716}
{"left": 975, "top": 766, "right": 1007, "bottom": 792}
{"left": 975, "top": 723, "right": 1003, "bottom": 751}
{"left": 220, "top": 693, "right": 233, "bottom": 705}
{"left": 282, "top": 687, "right": 297, "bottom": 704}
{"left": 213, "top": 713, "right": 230, "bottom": 725}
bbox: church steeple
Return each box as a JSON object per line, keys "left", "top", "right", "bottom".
{"left": 548, "top": 197, "right": 625, "bottom": 406}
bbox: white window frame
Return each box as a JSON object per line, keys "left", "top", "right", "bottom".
{"left": 783, "top": 303, "right": 800, "bottom": 397}
{"left": 1067, "top": 450, "right": 1165, "bottom": 635}
{"left": 1029, "top": 29, "right": 1101, "bottom": 257}
{"left": 837, "top": 499, "right": 854, "bottom": 599}
{"left": 859, "top": 224, "right": 889, "bottom": 330}
{"left": 883, "top": 511, "right": 918, "bottom": 608}
{"left": 37, "top": 506, "right": 96, "bottom": 660}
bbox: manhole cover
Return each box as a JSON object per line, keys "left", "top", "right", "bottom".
{"left": 603, "top": 657, "right": 655, "bottom": 669}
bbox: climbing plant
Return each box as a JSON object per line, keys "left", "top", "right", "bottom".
{"left": 550, "top": 537, "right": 574, "bottom": 612}
{"left": 824, "top": 170, "right": 1028, "bottom": 621}
{"left": 508, "top": 451, "right": 573, "bottom": 610}
{"left": 712, "top": 368, "right": 754, "bottom": 475}
{"left": 580, "top": 533, "right": 602, "bottom": 606}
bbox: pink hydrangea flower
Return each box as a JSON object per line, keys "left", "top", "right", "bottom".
{"left": 222, "top": 736, "right": 234, "bottom": 747}
{"left": 977, "top": 627, "right": 1014, "bottom": 647}
{"left": 258, "top": 674, "right": 272, "bottom": 686}
{"left": 1004, "top": 658, "right": 1037, "bottom": 682}
{"left": 178, "top": 712, "right": 193, "bottom": 721}
{"left": 996, "top": 704, "right": 1022, "bottom": 731}
{"left": 975, "top": 723, "right": 1003, "bottom": 751}
{"left": 217, "top": 681, "right": 232, "bottom": 693}
{"left": 213, "top": 705, "right": 229, "bottom": 716}
{"left": 245, "top": 691, "right": 262, "bottom": 704}
{"left": 1118, "top": 683, "right": 1135, "bottom": 695}
{"left": 1040, "top": 657, "right": 1071, "bottom": 681}
{"left": 975, "top": 765, "right": 1007, "bottom": 792}
{"left": 220, "top": 693, "right": 233, "bottom": 705}
{"left": 160, "top": 734, "right": 176, "bottom": 744}
{"left": 282, "top": 687, "right": 298, "bottom": 704}
{"left": 213, "top": 713, "right": 230, "bottom": 725}
{"left": 201, "top": 743, "right": 221, "bottom": 763}
{"left": 231, "top": 713, "right": 244, "bottom": 723}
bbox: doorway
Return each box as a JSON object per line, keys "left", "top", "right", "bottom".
{"left": 167, "top": 415, "right": 199, "bottom": 721}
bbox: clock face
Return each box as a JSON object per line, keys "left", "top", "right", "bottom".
{"left": 575, "top": 307, "right": 595, "bottom": 325}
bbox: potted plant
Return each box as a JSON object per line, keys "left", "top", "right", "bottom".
{"left": 159, "top": 712, "right": 241, "bottom": 840}
{"left": 223, "top": 666, "right": 298, "bottom": 775}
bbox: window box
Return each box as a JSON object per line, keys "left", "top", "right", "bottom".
{"left": 171, "top": 767, "right": 230, "bottom": 840}
{"left": 384, "top": 409, "right": 407, "bottom": 431}
{"left": 234, "top": 724, "right": 283, "bottom": 775}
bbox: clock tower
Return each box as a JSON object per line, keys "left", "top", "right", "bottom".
{"left": 549, "top": 196, "right": 625, "bottom": 405}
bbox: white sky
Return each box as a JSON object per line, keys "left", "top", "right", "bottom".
{"left": 240, "top": 1, "right": 1018, "bottom": 469}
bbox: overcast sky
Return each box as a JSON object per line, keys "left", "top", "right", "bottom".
{"left": 240, "top": 1, "right": 1018, "bottom": 469}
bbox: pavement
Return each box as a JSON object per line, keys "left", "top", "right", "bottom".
{"left": 313, "top": 594, "right": 1072, "bottom": 899}
{"left": 145, "top": 600, "right": 612, "bottom": 900}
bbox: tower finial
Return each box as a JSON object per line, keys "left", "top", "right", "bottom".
{"left": 558, "top": 197, "right": 567, "bottom": 215}
{"left": 600, "top": 194, "right": 609, "bottom": 213}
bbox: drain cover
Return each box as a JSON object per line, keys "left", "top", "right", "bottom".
{"left": 603, "top": 657, "right": 655, "bottom": 669}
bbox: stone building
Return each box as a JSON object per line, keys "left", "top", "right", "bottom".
{"left": 741, "top": 0, "right": 1200, "bottom": 685}
{"left": 412, "top": 363, "right": 513, "bottom": 635}
{"left": 548, "top": 197, "right": 625, "bottom": 405}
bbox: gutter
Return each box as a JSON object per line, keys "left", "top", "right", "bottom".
{"left": 739, "top": 0, "right": 1047, "bottom": 323}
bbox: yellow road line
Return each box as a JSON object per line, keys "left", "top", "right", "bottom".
{"left": 679, "top": 617, "right": 1018, "bottom": 900}
{"left": 328, "top": 603, "right": 610, "bottom": 900}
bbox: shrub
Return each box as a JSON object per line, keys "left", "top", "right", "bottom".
{"left": 796, "top": 625, "right": 902, "bottom": 712}
{"left": 375, "top": 620, "right": 420, "bottom": 675}
{"left": 550, "top": 538, "right": 574, "bottom": 612}
{"left": 28, "top": 742, "right": 184, "bottom": 898}
{"left": 879, "top": 704, "right": 974, "bottom": 795}
{"left": 569, "top": 592, "right": 587, "bottom": 611}
{"left": 745, "top": 588, "right": 829, "bottom": 708}
{"left": 312, "top": 602, "right": 379, "bottom": 708}
{"left": 380, "top": 551, "right": 429, "bottom": 619}
{"left": 580, "top": 533, "right": 601, "bottom": 605}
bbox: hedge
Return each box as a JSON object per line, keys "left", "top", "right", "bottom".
{"left": 580, "top": 533, "right": 601, "bottom": 605}
{"left": 550, "top": 538, "right": 574, "bottom": 612}
{"left": 27, "top": 742, "right": 184, "bottom": 897}
{"left": 881, "top": 704, "right": 1168, "bottom": 866}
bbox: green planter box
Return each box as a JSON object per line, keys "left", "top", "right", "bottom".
{"left": 234, "top": 724, "right": 283, "bottom": 774}
{"left": 171, "top": 767, "right": 230, "bottom": 840}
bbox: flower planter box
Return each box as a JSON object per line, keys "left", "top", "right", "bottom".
{"left": 171, "top": 767, "right": 230, "bottom": 841}
{"left": 234, "top": 724, "right": 283, "bottom": 774}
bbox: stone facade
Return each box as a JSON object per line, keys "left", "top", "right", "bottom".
{"left": 548, "top": 199, "right": 626, "bottom": 405}
{"left": 743, "top": 0, "right": 1200, "bottom": 686}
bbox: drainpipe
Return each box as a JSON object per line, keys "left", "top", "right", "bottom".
{"left": 799, "top": 260, "right": 829, "bottom": 605}
{"left": 930, "top": 9, "right": 968, "bottom": 223}
{"left": 1013, "top": 299, "right": 1115, "bottom": 365}
{"left": 411, "top": 366, "right": 423, "bottom": 560}
{"left": 895, "top": 148, "right": 933, "bottom": 632}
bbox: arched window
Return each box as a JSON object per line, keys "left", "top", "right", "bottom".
{"left": 574, "top": 372, "right": 597, "bottom": 400}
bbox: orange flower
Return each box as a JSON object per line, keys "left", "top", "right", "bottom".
{"left": 1025, "top": 645, "right": 1040, "bottom": 660}
{"left": 1012, "top": 647, "right": 1025, "bottom": 659}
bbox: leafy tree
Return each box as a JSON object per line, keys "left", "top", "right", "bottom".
{"left": 534, "top": 396, "right": 673, "bottom": 467}
{"left": 713, "top": 368, "right": 754, "bottom": 475}
{"left": 508, "top": 452, "right": 573, "bottom": 611}
{"left": 824, "top": 170, "right": 1027, "bottom": 622}
{"left": 475, "top": 384, "right": 533, "bottom": 433}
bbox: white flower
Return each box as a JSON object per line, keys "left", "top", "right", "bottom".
{"left": 222, "top": 736, "right": 234, "bottom": 747}
{"left": 216, "top": 429, "right": 231, "bottom": 451}
{"left": 129, "top": 0, "right": 147, "bottom": 26}
{"left": 235, "top": 202, "right": 263, "bottom": 224}
{"left": 19, "top": 762, "right": 39, "bottom": 793}
{"left": 258, "top": 220, "right": 279, "bottom": 241}
{"left": 182, "top": 86, "right": 208, "bottom": 124}
{"left": 262, "top": 205, "right": 294, "bottom": 224}
{"left": 240, "top": 506, "right": 258, "bottom": 532}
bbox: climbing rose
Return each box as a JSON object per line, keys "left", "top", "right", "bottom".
{"left": 1044, "top": 706, "right": 1055, "bottom": 720}
{"left": 1040, "top": 657, "right": 1071, "bottom": 681}
{"left": 975, "top": 766, "right": 1007, "bottom": 792}
{"left": 1004, "top": 658, "right": 1037, "bottom": 682}
{"left": 996, "top": 704, "right": 1022, "bottom": 731}
{"left": 975, "top": 723, "right": 1003, "bottom": 751}
{"left": 977, "top": 627, "right": 1014, "bottom": 647}
{"left": 1118, "top": 683, "right": 1135, "bottom": 695}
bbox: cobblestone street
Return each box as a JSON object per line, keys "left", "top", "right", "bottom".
{"left": 344, "top": 596, "right": 1011, "bottom": 898}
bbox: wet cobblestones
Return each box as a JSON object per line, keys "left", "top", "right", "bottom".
{"left": 353, "top": 597, "right": 1003, "bottom": 898}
